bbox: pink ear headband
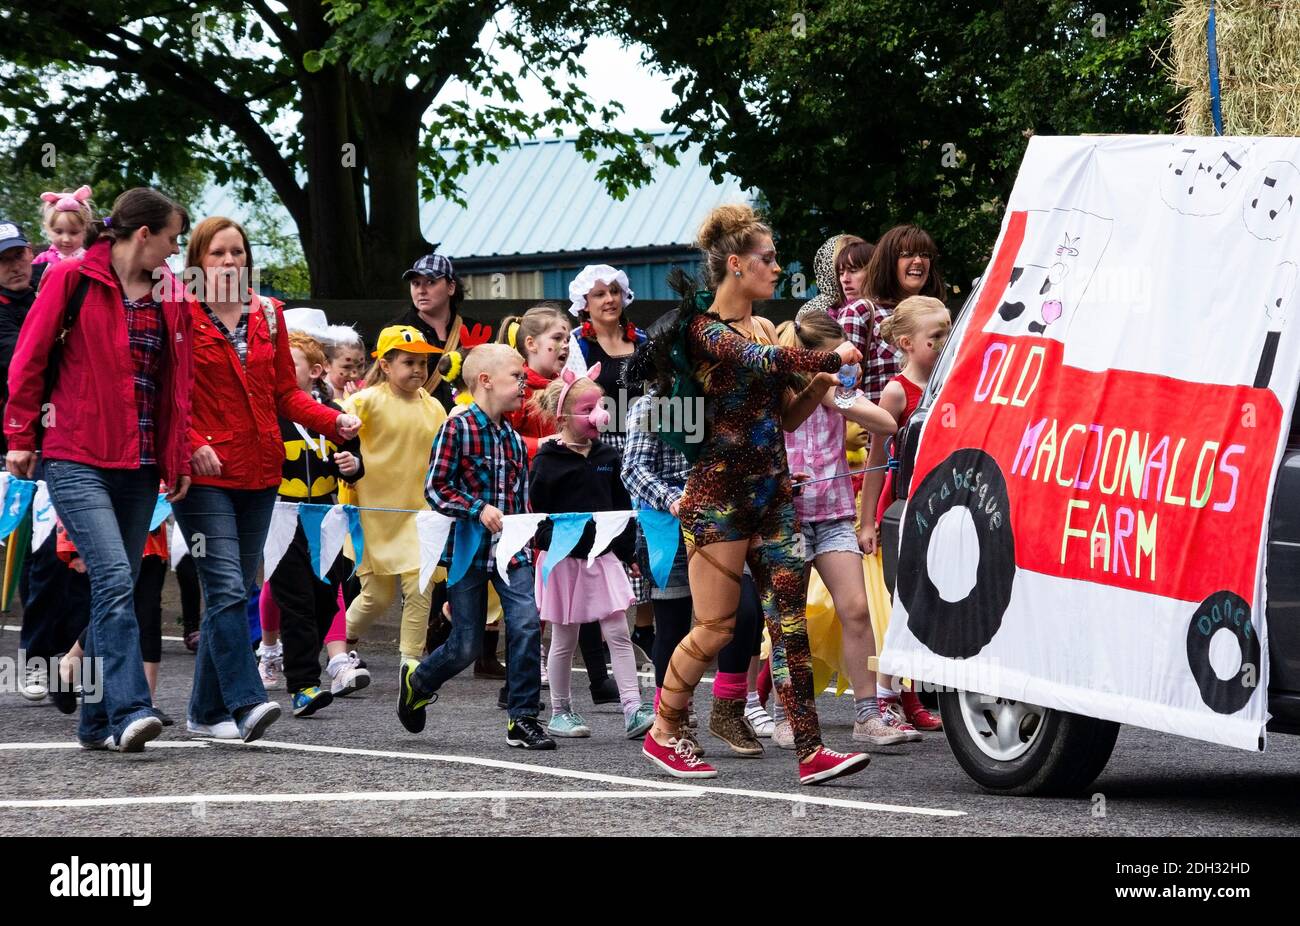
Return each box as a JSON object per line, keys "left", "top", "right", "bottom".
{"left": 557, "top": 363, "right": 601, "bottom": 418}
{"left": 40, "top": 186, "right": 93, "bottom": 214}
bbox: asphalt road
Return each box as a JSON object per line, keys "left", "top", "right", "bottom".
{"left": 3, "top": 605, "right": 1300, "bottom": 838}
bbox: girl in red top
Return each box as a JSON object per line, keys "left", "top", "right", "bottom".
{"left": 175, "top": 216, "right": 359, "bottom": 743}
{"left": 498, "top": 303, "right": 571, "bottom": 459}
{"left": 858, "top": 294, "right": 951, "bottom": 732}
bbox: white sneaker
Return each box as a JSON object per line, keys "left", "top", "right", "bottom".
{"left": 187, "top": 719, "right": 241, "bottom": 739}
{"left": 772, "top": 719, "right": 796, "bottom": 750}
{"left": 21, "top": 663, "right": 48, "bottom": 701}
{"left": 258, "top": 651, "right": 284, "bottom": 690}
{"left": 328, "top": 655, "right": 371, "bottom": 697}
{"left": 744, "top": 702, "right": 775, "bottom": 738}
{"left": 236, "top": 701, "right": 282, "bottom": 743}
{"left": 111, "top": 716, "right": 163, "bottom": 753}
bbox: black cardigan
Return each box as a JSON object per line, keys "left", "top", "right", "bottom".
{"left": 528, "top": 438, "right": 636, "bottom": 563}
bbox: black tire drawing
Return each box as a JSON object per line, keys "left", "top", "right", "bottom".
{"left": 898, "top": 448, "right": 1016, "bottom": 658}
{"left": 1185, "top": 590, "right": 1261, "bottom": 715}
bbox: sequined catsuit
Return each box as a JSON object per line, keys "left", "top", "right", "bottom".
{"left": 668, "top": 312, "right": 841, "bottom": 759}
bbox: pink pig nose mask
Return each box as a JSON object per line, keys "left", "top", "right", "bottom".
{"left": 557, "top": 364, "right": 609, "bottom": 438}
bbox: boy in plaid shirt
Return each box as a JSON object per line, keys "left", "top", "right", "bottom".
{"left": 398, "top": 344, "right": 554, "bottom": 750}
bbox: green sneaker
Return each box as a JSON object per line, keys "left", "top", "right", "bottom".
{"left": 397, "top": 662, "right": 435, "bottom": 734}
{"left": 546, "top": 711, "right": 591, "bottom": 738}
{"left": 625, "top": 704, "right": 655, "bottom": 739}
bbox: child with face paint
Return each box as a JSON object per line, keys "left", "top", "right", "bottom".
{"left": 858, "top": 295, "right": 951, "bottom": 733}
{"left": 528, "top": 366, "right": 655, "bottom": 739}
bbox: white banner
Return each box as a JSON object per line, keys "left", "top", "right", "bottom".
{"left": 881, "top": 135, "right": 1300, "bottom": 751}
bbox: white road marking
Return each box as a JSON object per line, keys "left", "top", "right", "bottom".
{"left": 0, "top": 789, "right": 701, "bottom": 810}
{"left": 204, "top": 738, "right": 965, "bottom": 817}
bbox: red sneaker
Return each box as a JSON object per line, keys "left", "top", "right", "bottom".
{"left": 901, "top": 691, "right": 943, "bottom": 731}
{"left": 643, "top": 732, "right": 718, "bottom": 779}
{"left": 798, "top": 747, "right": 871, "bottom": 786}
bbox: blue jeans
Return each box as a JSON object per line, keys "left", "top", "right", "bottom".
{"left": 43, "top": 461, "right": 158, "bottom": 744}
{"left": 173, "top": 485, "right": 277, "bottom": 725}
{"left": 414, "top": 563, "right": 542, "bottom": 719}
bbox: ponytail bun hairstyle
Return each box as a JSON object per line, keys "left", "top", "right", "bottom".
{"left": 696, "top": 203, "right": 772, "bottom": 290}
{"left": 83, "top": 187, "right": 189, "bottom": 250}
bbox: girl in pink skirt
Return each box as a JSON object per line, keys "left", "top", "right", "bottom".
{"left": 529, "top": 366, "right": 655, "bottom": 739}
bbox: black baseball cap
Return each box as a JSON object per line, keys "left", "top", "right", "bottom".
{"left": 0, "top": 221, "right": 30, "bottom": 253}
{"left": 402, "top": 253, "right": 455, "bottom": 282}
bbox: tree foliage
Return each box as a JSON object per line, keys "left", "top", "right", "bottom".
{"left": 0, "top": 1, "right": 674, "bottom": 297}
{"left": 598, "top": 0, "right": 1181, "bottom": 294}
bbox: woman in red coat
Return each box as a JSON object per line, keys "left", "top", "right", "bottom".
{"left": 175, "top": 217, "right": 359, "bottom": 742}
{"left": 5, "top": 187, "right": 192, "bottom": 752}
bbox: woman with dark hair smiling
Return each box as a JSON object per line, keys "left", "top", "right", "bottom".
{"left": 5, "top": 187, "right": 192, "bottom": 752}
{"left": 177, "top": 216, "right": 359, "bottom": 743}
{"left": 860, "top": 224, "right": 946, "bottom": 403}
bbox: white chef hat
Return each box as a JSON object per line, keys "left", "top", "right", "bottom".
{"left": 567, "top": 264, "right": 634, "bottom": 317}
{"left": 282, "top": 307, "right": 330, "bottom": 339}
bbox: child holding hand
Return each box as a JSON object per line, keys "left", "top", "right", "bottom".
{"left": 858, "top": 295, "right": 952, "bottom": 733}
{"left": 400, "top": 344, "right": 553, "bottom": 750}
{"left": 342, "top": 325, "right": 446, "bottom": 667}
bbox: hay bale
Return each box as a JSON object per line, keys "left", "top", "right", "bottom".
{"left": 1170, "top": 0, "right": 1300, "bottom": 135}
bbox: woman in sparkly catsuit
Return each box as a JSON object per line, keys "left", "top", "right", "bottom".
{"left": 641, "top": 205, "right": 872, "bottom": 785}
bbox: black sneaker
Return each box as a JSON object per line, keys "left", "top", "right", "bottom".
{"left": 506, "top": 716, "right": 556, "bottom": 750}
{"left": 497, "top": 685, "right": 544, "bottom": 712}
{"left": 398, "top": 662, "right": 435, "bottom": 734}
{"left": 590, "top": 676, "right": 620, "bottom": 705}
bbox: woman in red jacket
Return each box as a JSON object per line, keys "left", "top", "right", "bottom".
{"left": 5, "top": 187, "right": 192, "bottom": 753}
{"left": 176, "top": 217, "right": 359, "bottom": 743}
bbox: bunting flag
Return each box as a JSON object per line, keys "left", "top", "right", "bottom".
{"left": 30, "top": 481, "right": 56, "bottom": 552}
{"left": 169, "top": 515, "right": 189, "bottom": 569}
{"left": 586, "top": 511, "right": 635, "bottom": 567}
{"left": 298, "top": 503, "right": 331, "bottom": 581}
{"left": 448, "top": 518, "right": 484, "bottom": 587}
{"left": 149, "top": 494, "right": 172, "bottom": 532}
{"left": 317, "top": 505, "right": 364, "bottom": 582}
{"left": 262, "top": 501, "right": 301, "bottom": 581}
{"left": 496, "top": 513, "right": 547, "bottom": 582}
{"left": 637, "top": 508, "right": 683, "bottom": 589}
{"left": 0, "top": 477, "right": 36, "bottom": 538}
{"left": 0, "top": 475, "right": 690, "bottom": 598}
{"left": 416, "top": 510, "right": 454, "bottom": 593}
{"left": 540, "top": 512, "right": 592, "bottom": 584}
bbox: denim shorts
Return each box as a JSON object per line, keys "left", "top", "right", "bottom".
{"left": 798, "top": 517, "right": 860, "bottom": 562}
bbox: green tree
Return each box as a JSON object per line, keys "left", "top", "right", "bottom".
{"left": 598, "top": 0, "right": 1180, "bottom": 294}
{"left": 1, "top": 1, "right": 672, "bottom": 297}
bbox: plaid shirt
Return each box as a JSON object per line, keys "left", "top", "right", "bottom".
{"left": 621, "top": 391, "right": 690, "bottom": 512}
{"left": 201, "top": 302, "right": 252, "bottom": 366}
{"left": 861, "top": 299, "right": 903, "bottom": 404}
{"left": 426, "top": 402, "right": 531, "bottom": 571}
{"left": 785, "top": 402, "right": 856, "bottom": 524}
{"left": 123, "top": 296, "right": 164, "bottom": 466}
{"left": 827, "top": 300, "right": 872, "bottom": 368}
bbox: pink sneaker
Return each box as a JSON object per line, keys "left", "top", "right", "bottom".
{"left": 643, "top": 732, "right": 718, "bottom": 779}
{"left": 798, "top": 746, "right": 871, "bottom": 786}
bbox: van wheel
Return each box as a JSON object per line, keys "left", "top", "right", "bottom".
{"left": 939, "top": 688, "right": 1119, "bottom": 796}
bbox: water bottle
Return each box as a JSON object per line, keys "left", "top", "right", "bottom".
{"left": 834, "top": 363, "right": 860, "bottom": 409}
